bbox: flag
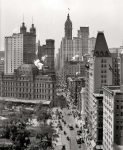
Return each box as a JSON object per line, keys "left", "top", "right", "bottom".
{"left": 109, "top": 64, "right": 113, "bottom": 73}
{"left": 68, "top": 8, "right": 70, "bottom": 10}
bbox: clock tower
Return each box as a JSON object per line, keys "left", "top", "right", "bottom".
{"left": 65, "top": 14, "right": 72, "bottom": 39}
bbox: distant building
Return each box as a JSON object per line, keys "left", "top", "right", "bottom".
{"left": 63, "top": 60, "right": 85, "bottom": 81}
{"left": 88, "top": 37, "right": 96, "bottom": 54}
{"left": 37, "top": 39, "right": 55, "bottom": 71}
{"left": 0, "top": 64, "right": 56, "bottom": 103}
{"left": 67, "top": 76, "right": 85, "bottom": 108}
{"left": 45, "top": 39, "right": 55, "bottom": 70}
{"left": 5, "top": 22, "right": 36, "bottom": 74}
{"left": 0, "top": 51, "right": 4, "bottom": 72}
{"left": 5, "top": 33, "right": 23, "bottom": 74}
{"left": 65, "top": 14, "right": 72, "bottom": 40}
{"left": 73, "top": 37, "right": 83, "bottom": 61}
{"left": 78, "top": 27, "right": 89, "bottom": 55}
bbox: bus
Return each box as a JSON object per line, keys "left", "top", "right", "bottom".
{"left": 76, "top": 136, "right": 81, "bottom": 144}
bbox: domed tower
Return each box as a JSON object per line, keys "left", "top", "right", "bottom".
{"left": 30, "top": 24, "right": 36, "bottom": 35}
{"left": 65, "top": 14, "right": 72, "bottom": 39}
{"left": 20, "top": 22, "right": 27, "bottom": 34}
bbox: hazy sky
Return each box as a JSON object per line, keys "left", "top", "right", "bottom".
{"left": 1, "top": 0, "right": 123, "bottom": 54}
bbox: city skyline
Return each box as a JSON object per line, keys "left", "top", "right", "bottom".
{"left": 1, "top": 0, "right": 123, "bottom": 55}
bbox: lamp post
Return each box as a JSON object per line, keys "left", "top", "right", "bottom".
{"left": 69, "top": 137, "right": 71, "bottom": 150}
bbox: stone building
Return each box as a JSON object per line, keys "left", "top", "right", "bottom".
{"left": 0, "top": 64, "right": 56, "bottom": 102}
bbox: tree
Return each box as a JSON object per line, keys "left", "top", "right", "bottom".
{"left": 0, "top": 103, "right": 5, "bottom": 114}
{"left": 36, "top": 124, "right": 56, "bottom": 150}
{"left": 20, "top": 108, "right": 34, "bottom": 125}
{"left": 6, "top": 101, "right": 13, "bottom": 110}
{"left": 36, "top": 108, "right": 51, "bottom": 125}
{"left": 2, "top": 116, "right": 30, "bottom": 150}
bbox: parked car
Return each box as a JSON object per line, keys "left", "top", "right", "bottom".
{"left": 64, "top": 131, "right": 66, "bottom": 135}
{"left": 62, "top": 145, "right": 66, "bottom": 150}
{"left": 67, "top": 136, "right": 70, "bottom": 141}
{"left": 75, "top": 124, "right": 79, "bottom": 128}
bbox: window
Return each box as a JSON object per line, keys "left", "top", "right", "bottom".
{"left": 117, "top": 105, "right": 119, "bottom": 109}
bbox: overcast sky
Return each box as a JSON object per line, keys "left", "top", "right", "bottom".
{"left": 1, "top": 0, "right": 123, "bottom": 54}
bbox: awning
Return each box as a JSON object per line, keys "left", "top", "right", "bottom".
{"left": 91, "top": 140, "right": 96, "bottom": 148}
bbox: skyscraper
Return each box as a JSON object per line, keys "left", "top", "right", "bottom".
{"left": 5, "top": 33, "right": 23, "bottom": 74}
{"left": 85, "top": 32, "right": 112, "bottom": 149}
{"left": 45, "top": 39, "right": 55, "bottom": 70}
{"left": 65, "top": 14, "right": 72, "bottom": 40}
{"left": 78, "top": 27, "right": 89, "bottom": 55}
{"left": 88, "top": 37, "right": 96, "bottom": 54}
{"left": 5, "top": 22, "right": 36, "bottom": 74}
{"left": 21, "top": 22, "right": 36, "bottom": 64}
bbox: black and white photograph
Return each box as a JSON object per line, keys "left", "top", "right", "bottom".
{"left": 0, "top": 0, "right": 123, "bottom": 150}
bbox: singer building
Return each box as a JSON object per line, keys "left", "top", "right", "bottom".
{"left": 0, "top": 64, "right": 56, "bottom": 104}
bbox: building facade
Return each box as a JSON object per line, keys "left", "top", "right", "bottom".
{"left": 5, "top": 33, "right": 23, "bottom": 74}
{"left": 5, "top": 22, "right": 36, "bottom": 74}
{"left": 78, "top": 27, "right": 89, "bottom": 55}
{"left": 0, "top": 51, "right": 4, "bottom": 72}
{"left": 88, "top": 37, "right": 96, "bottom": 54}
{"left": 85, "top": 32, "right": 112, "bottom": 149}
{"left": 0, "top": 64, "right": 56, "bottom": 101}
{"left": 102, "top": 86, "right": 123, "bottom": 150}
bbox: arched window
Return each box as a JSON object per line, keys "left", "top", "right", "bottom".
{"left": 100, "top": 51, "right": 104, "bottom": 56}
{"left": 105, "top": 51, "right": 108, "bottom": 56}
{"left": 96, "top": 51, "right": 99, "bottom": 56}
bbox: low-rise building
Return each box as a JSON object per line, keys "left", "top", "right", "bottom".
{"left": 0, "top": 64, "right": 56, "bottom": 105}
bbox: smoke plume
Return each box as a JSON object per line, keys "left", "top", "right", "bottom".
{"left": 71, "top": 55, "right": 79, "bottom": 61}
{"left": 13, "top": 27, "right": 18, "bottom": 33}
{"left": 34, "top": 59, "right": 44, "bottom": 70}
{"left": 41, "top": 55, "right": 47, "bottom": 62}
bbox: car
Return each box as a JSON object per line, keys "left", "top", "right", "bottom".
{"left": 66, "top": 136, "right": 70, "bottom": 141}
{"left": 64, "top": 131, "right": 66, "bottom": 135}
{"left": 75, "top": 124, "right": 79, "bottom": 128}
{"left": 69, "top": 124, "right": 74, "bottom": 130}
{"left": 62, "top": 145, "right": 66, "bottom": 150}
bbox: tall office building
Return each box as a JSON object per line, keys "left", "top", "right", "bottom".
{"left": 0, "top": 51, "right": 5, "bottom": 72}
{"left": 85, "top": 32, "right": 112, "bottom": 149}
{"left": 21, "top": 22, "right": 36, "bottom": 64}
{"left": 88, "top": 37, "right": 96, "bottom": 54}
{"left": 102, "top": 54, "right": 123, "bottom": 149}
{"left": 5, "top": 22, "right": 36, "bottom": 74}
{"left": 45, "top": 39, "right": 55, "bottom": 70}
{"left": 5, "top": 33, "right": 23, "bottom": 74}
{"left": 65, "top": 14, "right": 72, "bottom": 40}
{"left": 78, "top": 27, "right": 89, "bottom": 55}
{"left": 73, "top": 37, "right": 83, "bottom": 61}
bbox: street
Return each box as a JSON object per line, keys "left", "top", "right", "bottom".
{"left": 60, "top": 108, "right": 86, "bottom": 150}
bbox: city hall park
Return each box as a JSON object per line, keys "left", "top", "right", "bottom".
{"left": 0, "top": 100, "right": 55, "bottom": 149}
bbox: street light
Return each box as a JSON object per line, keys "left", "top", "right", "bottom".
{"left": 69, "top": 137, "right": 71, "bottom": 150}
